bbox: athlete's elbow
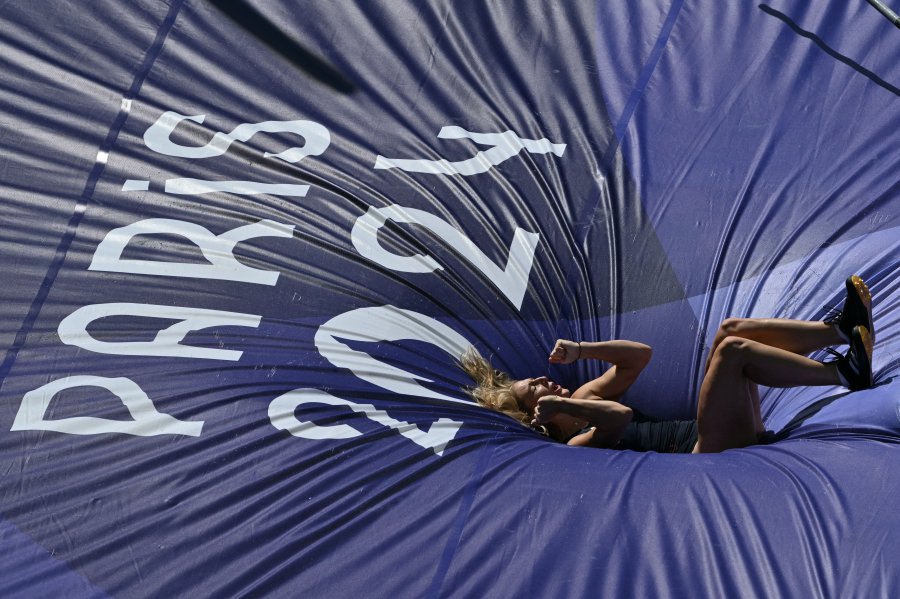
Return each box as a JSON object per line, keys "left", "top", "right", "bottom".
{"left": 635, "top": 344, "right": 652, "bottom": 367}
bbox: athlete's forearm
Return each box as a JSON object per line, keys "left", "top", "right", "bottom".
{"left": 553, "top": 396, "right": 633, "bottom": 424}
{"left": 553, "top": 397, "right": 633, "bottom": 448}
{"left": 577, "top": 340, "right": 652, "bottom": 369}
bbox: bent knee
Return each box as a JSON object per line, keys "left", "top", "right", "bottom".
{"left": 712, "top": 335, "right": 751, "bottom": 361}
{"left": 719, "top": 317, "right": 750, "bottom": 337}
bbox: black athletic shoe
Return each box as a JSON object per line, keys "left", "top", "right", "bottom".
{"left": 824, "top": 275, "right": 874, "bottom": 344}
{"left": 826, "top": 325, "right": 874, "bottom": 391}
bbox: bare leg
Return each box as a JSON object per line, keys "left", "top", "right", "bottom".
{"left": 694, "top": 336, "right": 841, "bottom": 453}
{"left": 705, "top": 318, "right": 843, "bottom": 373}
{"left": 748, "top": 380, "right": 763, "bottom": 435}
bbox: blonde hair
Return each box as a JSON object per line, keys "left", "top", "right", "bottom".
{"left": 459, "top": 347, "right": 532, "bottom": 427}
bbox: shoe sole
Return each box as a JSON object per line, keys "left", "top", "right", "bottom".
{"left": 856, "top": 325, "right": 874, "bottom": 389}
{"left": 847, "top": 275, "right": 875, "bottom": 343}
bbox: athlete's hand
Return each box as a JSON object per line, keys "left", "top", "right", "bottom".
{"left": 548, "top": 339, "right": 580, "bottom": 364}
{"left": 531, "top": 396, "right": 564, "bottom": 425}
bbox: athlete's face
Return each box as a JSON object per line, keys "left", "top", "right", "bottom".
{"left": 511, "top": 376, "right": 569, "bottom": 413}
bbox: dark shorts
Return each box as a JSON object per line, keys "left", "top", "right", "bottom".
{"left": 617, "top": 419, "right": 698, "bottom": 454}
{"left": 617, "top": 416, "right": 778, "bottom": 453}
